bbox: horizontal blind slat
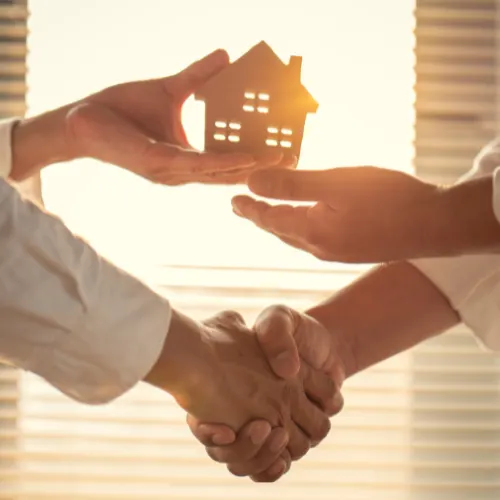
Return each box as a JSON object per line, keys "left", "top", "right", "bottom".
{"left": 414, "top": 0, "right": 496, "bottom": 181}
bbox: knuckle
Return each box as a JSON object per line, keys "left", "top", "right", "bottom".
{"left": 218, "top": 309, "right": 245, "bottom": 325}
{"left": 311, "top": 416, "right": 331, "bottom": 445}
{"left": 258, "top": 304, "right": 291, "bottom": 326}
{"left": 251, "top": 464, "right": 286, "bottom": 483}
{"left": 282, "top": 450, "right": 292, "bottom": 473}
{"left": 330, "top": 392, "right": 345, "bottom": 416}
{"left": 206, "top": 447, "right": 227, "bottom": 464}
{"left": 290, "top": 438, "right": 310, "bottom": 461}
{"left": 227, "top": 463, "right": 250, "bottom": 477}
{"left": 269, "top": 304, "right": 290, "bottom": 316}
{"left": 260, "top": 471, "right": 283, "bottom": 483}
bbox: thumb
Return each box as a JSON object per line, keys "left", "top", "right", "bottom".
{"left": 247, "top": 168, "right": 340, "bottom": 202}
{"left": 254, "top": 305, "right": 301, "bottom": 379}
{"left": 171, "top": 48, "right": 230, "bottom": 99}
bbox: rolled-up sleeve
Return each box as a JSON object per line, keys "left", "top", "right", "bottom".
{"left": 0, "top": 119, "right": 171, "bottom": 404}
{"left": 0, "top": 118, "right": 18, "bottom": 179}
{"left": 410, "top": 140, "right": 500, "bottom": 350}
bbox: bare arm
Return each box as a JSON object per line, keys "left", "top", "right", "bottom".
{"left": 307, "top": 261, "right": 460, "bottom": 377}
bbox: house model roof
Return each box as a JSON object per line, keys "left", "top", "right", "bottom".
{"left": 195, "top": 41, "right": 318, "bottom": 114}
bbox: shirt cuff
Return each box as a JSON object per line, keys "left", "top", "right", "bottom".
{"left": 410, "top": 256, "right": 500, "bottom": 350}
{"left": 408, "top": 158, "right": 500, "bottom": 350}
{"left": 0, "top": 118, "right": 20, "bottom": 179}
{"left": 42, "top": 266, "right": 172, "bottom": 405}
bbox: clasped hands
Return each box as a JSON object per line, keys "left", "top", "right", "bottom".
{"left": 144, "top": 305, "right": 349, "bottom": 483}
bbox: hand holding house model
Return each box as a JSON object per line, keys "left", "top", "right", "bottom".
{"left": 195, "top": 41, "right": 318, "bottom": 159}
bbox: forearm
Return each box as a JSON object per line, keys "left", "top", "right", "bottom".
{"left": 0, "top": 178, "right": 170, "bottom": 404}
{"left": 306, "top": 261, "right": 460, "bottom": 378}
{"left": 426, "top": 176, "right": 500, "bottom": 256}
{"left": 144, "top": 309, "right": 222, "bottom": 416}
{"left": 9, "top": 105, "right": 74, "bottom": 181}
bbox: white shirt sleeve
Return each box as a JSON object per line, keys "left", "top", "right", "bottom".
{"left": 0, "top": 118, "right": 18, "bottom": 179}
{"left": 410, "top": 138, "right": 500, "bottom": 350}
{"left": 0, "top": 120, "right": 171, "bottom": 404}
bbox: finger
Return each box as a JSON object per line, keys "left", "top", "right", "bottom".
{"left": 247, "top": 167, "right": 340, "bottom": 202}
{"left": 168, "top": 48, "right": 230, "bottom": 100}
{"left": 172, "top": 154, "right": 299, "bottom": 185}
{"left": 291, "top": 391, "right": 331, "bottom": 447}
{"left": 254, "top": 151, "right": 297, "bottom": 169}
{"left": 148, "top": 143, "right": 258, "bottom": 181}
{"left": 226, "top": 427, "right": 289, "bottom": 477}
{"left": 231, "top": 196, "right": 310, "bottom": 239}
{"left": 213, "top": 150, "right": 297, "bottom": 180}
{"left": 253, "top": 305, "right": 301, "bottom": 379}
{"left": 186, "top": 414, "right": 236, "bottom": 446}
{"left": 280, "top": 308, "right": 337, "bottom": 374}
{"left": 153, "top": 145, "right": 299, "bottom": 186}
{"left": 203, "top": 310, "right": 247, "bottom": 332}
{"left": 266, "top": 230, "right": 315, "bottom": 255}
{"left": 254, "top": 150, "right": 284, "bottom": 167}
{"left": 287, "top": 423, "right": 311, "bottom": 461}
{"left": 66, "top": 103, "right": 257, "bottom": 183}
{"left": 203, "top": 421, "right": 272, "bottom": 464}
{"left": 250, "top": 449, "right": 291, "bottom": 482}
{"left": 300, "top": 363, "right": 343, "bottom": 417}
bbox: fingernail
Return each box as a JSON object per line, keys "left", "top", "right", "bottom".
{"left": 231, "top": 199, "right": 242, "bottom": 215}
{"left": 333, "top": 391, "right": 344, "bottom": 408}
{"left": 268, "top": 459, "right": 287, "bottom": 478}
{"left": 197, "top": 425, "right": 231, "bottom": 445}
{"left": 274, "top": 352, "right": 299, "bottom": 378}
{"left": 250, "top": 422, "right": 272, "bottom": 445}
{"left": 326, "top": 392, "right": 344, "bottom": 415}
{"left": 269, "top": 429, "right": 289, "bottom": 453}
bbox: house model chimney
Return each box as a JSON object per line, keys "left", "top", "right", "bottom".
{"left": 288, "top": 55, "right": 302, "bottom": 81}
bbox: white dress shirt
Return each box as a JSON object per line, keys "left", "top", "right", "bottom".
{"left": 410, "top": 138, "right": 500, "bottom": 350}
{"left": 0, "top": 119, "right": 171, "bottom": 404}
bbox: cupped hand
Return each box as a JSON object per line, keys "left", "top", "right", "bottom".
{"left": 231, "top": 166, "right": 440, "bottom": 263}
{"left": 63, "top": 49, "right": 295, "bottom": 185}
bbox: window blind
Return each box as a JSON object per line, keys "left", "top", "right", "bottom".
{"left": 1, "top": 0, "right": 498, "bottom": 499}
{"left": 0, "top": 1, "right": 26, "bottom": 119}
{"left": 414, "top": 0, "right": 497, "bottom": 183}
{"left": 0, "top": 2, "right": 27, "bottom": 498}
{"left": 0, "top": 0, "right": 40, "bottom": 202}
{"left": 412, "top": 1, "right": 500, "bottom": 500}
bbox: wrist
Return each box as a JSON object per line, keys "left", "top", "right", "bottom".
{"left": 422, "top": 177, "right": 500, "bottom": 256}
{"left": 143, "top": 309, "right": 221, "bottom": 413}
{"left": 305, "top": 305, "right": 359, "bottom": 380}
{"left": 10, "top": 105, "right": 75, "bottom": 181}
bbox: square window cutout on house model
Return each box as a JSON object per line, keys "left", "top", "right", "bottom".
{"left": 195, "top": 41, "right": 318, "bottom": 159}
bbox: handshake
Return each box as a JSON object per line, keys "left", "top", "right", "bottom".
{"left": 143, "top": 304, "right": 351, "bottom": 483}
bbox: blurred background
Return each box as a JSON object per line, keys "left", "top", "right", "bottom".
{"left": 1, "top": 0, "right": 500, "bottom": 498}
